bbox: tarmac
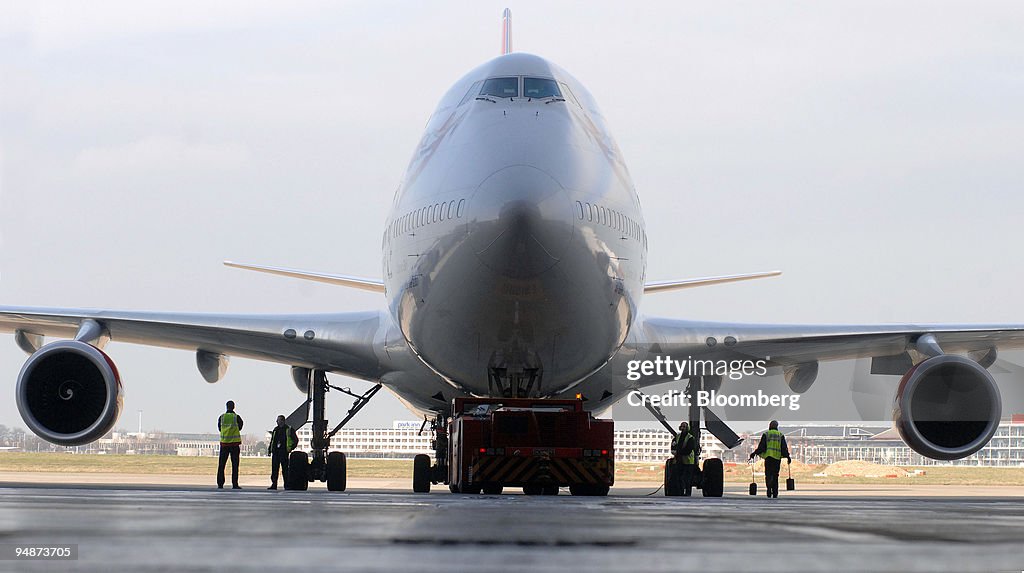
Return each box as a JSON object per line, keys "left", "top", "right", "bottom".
{"left": 0, "top": 476, "right": 1022, "bottom": 572}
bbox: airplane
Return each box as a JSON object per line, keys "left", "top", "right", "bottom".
{"left": 2, "top": 9, "right": 1021, "bottom": 494}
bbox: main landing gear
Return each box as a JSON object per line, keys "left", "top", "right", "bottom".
{"left": 636, "top": 376, "right": 741, "bottom": 498}
{"left": 284, "top": 368, "right": 381, "bottom": 491}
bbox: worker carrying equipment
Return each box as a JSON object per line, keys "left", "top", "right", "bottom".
{"left": 748, "top": 420, "right": 791, "bottom": 499}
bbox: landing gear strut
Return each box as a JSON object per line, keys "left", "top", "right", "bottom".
{"left": 284, "top": 368, "right": 381, "bottom": 491}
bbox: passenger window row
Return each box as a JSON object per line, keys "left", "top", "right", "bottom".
{"left": 575, "top": 200, "right": 645, "bottom": 244}
{"left": 390, "top": 198, "right": 466, "bottom": 237}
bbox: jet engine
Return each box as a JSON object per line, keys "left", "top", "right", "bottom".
{"left": 16, "top": 340, "right": 123, "bottom": 446}
{"left": 784, "top": 361, "right": 818, "bottom": 394}
{"left": 893, "top": 354, "right": 1001, "bottom": 460}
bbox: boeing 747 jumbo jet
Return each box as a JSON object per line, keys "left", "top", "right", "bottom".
{"left": 2, "top": 10, "right": 1021, "bottom": 495}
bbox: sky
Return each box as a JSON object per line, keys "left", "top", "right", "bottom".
{"left": 1, "top": 1, "right": 1023, "bottom": 436}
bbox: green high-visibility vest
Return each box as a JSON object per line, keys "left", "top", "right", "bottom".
{"left": 272, "top": 426, "right": 296, "bottom": 451}
{"left": 220, "top": 412, "right": 241, "bottom": 444}
{"left": 761, "top": 429, "right": 783, "bottom": 460}
{"left": 672, "top": 432, "right": 695, "bottom": 465}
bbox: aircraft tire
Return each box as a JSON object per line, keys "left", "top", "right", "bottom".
{"left": 326, "top": 451, "right": 347, "bottom": 492}
{"left": 286, "top": 451, "right": 309, "bottom": 491}
{"left": 664, "top": 459, "right": 681, "bottom": 496}
{"left": 413, "top": 454, "right": 432, "bottom": 493}
{"left": 702, "top": 458, "right": 724, "bottom": 497}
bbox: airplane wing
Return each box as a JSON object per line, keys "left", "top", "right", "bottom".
{"left": 0, "top": 306, "right": 389, "bottom": 382}
{"left": 630, "top": 317, "right": 1024, "bottom": 460}
{"left": 635, "top": 317, "right": 1024, "bottom": 368}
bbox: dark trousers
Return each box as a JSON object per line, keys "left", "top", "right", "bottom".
{"left": 217, "top": 444, "right": 240, "bottom": 487}
{"left": 764, "top": 457, "right": 781, "bottom": 498}
{"left": 270, "top": 450, "right": 289, "bottom": 487}
{"left": 675, "top": 462, "right": 696, "bottom": 496}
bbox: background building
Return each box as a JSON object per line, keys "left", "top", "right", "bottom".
{"left": 294, "top": 421, "right": 433, "bottom": 458}
{"left": 613, "top": 416, "right": 1024, "bottom": 466}
{"left": 613, "top": 428, "right": 724, "bottom": 463}
{"left": 7, "top": 416, "right": 1023, "bottom": 466}
{"left": 765, "top": 417, "right": 1024, "bottom": 467}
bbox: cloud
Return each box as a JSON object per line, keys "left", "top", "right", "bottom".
{"left": 18, "top": 1, "right": 334, "bottom": 53}
{"left": 71, "top": 136, "right": 249, "bottom": 180}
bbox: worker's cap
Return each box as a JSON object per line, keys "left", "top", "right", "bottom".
{"left": 226, "top": 400, "right": 235, "bottom": 410}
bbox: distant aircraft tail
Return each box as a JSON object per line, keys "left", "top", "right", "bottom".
{"left": 502, "top": 8, "right": 512, "bottom": 55}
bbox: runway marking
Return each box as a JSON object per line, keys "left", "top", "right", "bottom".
{"left": 771, "top": 523, "right": 892, "bottom": 543}
{"left": 390, "top": 537, "right": 638, "bottom": 548}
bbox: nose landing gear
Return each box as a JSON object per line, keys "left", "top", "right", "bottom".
{"left": 412, "top": 414, "right": 449, "bottom": 493}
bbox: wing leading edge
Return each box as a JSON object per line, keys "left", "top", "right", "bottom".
{"left": 0, "top": 306, "right": 389, "bottom": 382}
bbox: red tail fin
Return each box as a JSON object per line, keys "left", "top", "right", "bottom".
{"left": 501, "top": 8, "right": 512, "bottom": 55}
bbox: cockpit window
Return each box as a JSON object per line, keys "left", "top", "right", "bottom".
{"left": 459, "top": 80, "right": 483, "bottom": 106}
{"left": 524, "top": 77, "right": 561, "bottom": 99}
{"left": 559, "top": 82, "right": 581, "bottom": 107}
{"left": 480, "top": 77, "right": 519, "bottom": 98}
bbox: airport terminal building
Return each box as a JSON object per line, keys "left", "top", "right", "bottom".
{"left": 616, "top": 417, "right": 1024, "bottom": 467}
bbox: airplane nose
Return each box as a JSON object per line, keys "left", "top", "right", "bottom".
{"left": 468, "top": 165, "right": 574, "bottom": 279}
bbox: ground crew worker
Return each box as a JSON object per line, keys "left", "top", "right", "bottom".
{"left": 267, "top": 415, "right": 298, "bottom": 490}
{"left": 749, "top": 420, "right": 791, "bottom": 498}
{"left": 672, "top": 421, "right": 697, "bottom": 496}
{"left": 217, "top": 400, "right": 244, "bottom": 490}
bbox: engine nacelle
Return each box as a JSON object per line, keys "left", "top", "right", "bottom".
{"left": 16, "top": 340, "right": 124, "bottom": 446}
{"left": 291, "top": 366, "right": 311, "bottom": 394}
{"left": 893, "top": 354, "right": 1000, "bottom": 461}
{"left": 784, "top": 361, "right": 818, "bottom": 394}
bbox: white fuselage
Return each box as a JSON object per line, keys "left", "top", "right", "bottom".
{"left": 382, "top": 53, "right": 647, "bottom": 402}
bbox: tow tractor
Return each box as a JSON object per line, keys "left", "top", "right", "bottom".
{"left": 414, "top": 397, "right": 615, "bottom": 495}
